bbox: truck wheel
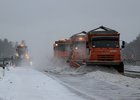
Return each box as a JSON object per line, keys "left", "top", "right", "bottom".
{"left": 116, "top": 62, "right": 124, "bottom": 74}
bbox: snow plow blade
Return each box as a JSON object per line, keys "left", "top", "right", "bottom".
{"left": 69, "top": 61, "right": 81, "bottom": 68}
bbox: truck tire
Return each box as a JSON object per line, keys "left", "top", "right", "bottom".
{"left": 116, "top": 62, "right": 124, "bottom": 74}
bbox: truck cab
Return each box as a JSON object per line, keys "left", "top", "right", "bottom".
{"left": 86, "top": 26, "right": 125, "bottom": 73}
{"left": 53, "top": 39, "right": 71, "bottom": 59}
{"left": 69, "top": 32, "right": 88, "bottom": 67}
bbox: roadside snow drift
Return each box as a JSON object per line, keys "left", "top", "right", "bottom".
{"left": 0, "top": 67, "right": 86, "bottom": 100}
{"left": 85, "top": 71, "right": 140, "bottom": 89}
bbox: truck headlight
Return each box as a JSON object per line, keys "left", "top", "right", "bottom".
{"left": 25, "top": 54, "right": 30, "bottom": 59}
{"left": 16, "top": 53, "right": 19, "bottom": 57}
{"left": 55, "top": 44, "right": 58, "bottom": 46}
{"left": 75, "top": 47, "right": 78, "bottom": 50}
{"left": 30, "top": 61, "right": 33, "bottom": 65}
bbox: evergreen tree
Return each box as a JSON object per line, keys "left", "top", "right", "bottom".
{"left": 123, "top": 33, "right": 140, "bottom": 65}
{"left": 0, "top": 38, "right": 16, "bottom": 58}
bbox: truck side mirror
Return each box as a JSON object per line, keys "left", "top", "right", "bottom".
{"left": 121, "top": 41, "right": 125, "bottom": 48}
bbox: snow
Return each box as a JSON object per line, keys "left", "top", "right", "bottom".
{"left": 125, "top": 65, "right": 140, "bottom": 72}
{"left": 48, "top": 70, "right": 140, "bottom": 100}
{"left": 1, "top": 63, "right": 140, "bottom": 100}
{"left": 49, "top": 64, "right": 140, "bottom": 90}
{"left": 0, "top": 66, "right": 87, "bottom": 100}
{"left": 45, "top": 63, "right": 140, "bottom": 90}
{"left": 44, "top": 63, "right": 140, "bottom": 99}
{"left": 85, "top": 71, "right": 140, "bottom": 89}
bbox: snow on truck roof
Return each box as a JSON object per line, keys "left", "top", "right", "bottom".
{"left": 70, "top": 31, "right": 87, "bottom": 38}
{"left": 88, "top": 26, "right": 119, "bottom": 34}
{"left": 55, "top": 39, "right": 71, "bottom": 44}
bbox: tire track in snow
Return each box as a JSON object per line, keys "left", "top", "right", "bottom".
{"left": 45, "top": 72, "right": 107, "bottom": 100}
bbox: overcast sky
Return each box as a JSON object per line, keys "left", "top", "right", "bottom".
{"left": 0, "top": 0, "right": 140, "bottom": 64}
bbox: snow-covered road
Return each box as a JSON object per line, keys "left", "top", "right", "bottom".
{"left": 1, "top": 65, "right": 140, "bottom": 100}
{"left": 44, "top": 64, "right": 140, "bottom": 100}
{"left": 49, "top": 73, "right": 140, "bottom": 100}
{"left": 0, "top": 67, "right": 88, "bottom": 100}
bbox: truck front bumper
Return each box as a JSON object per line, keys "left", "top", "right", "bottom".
{"left": 86, "top": 60, "right": 121, "bottom": 66}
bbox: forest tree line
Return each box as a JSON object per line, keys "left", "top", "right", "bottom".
{"left": 0, "top": 38, "right": 16, "bottom": 58}
{"left": 123, "top": 34, "right": 140, "bottom": 65}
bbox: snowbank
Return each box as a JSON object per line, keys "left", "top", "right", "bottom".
{"left": 46, "top": 64, "right": 119, "bottom": 75}
{"left": 45, "top": 63, "right": 140, "bottom": 90}
{"left": 0, "top": 66, "right": 86, "bottom": 100}
{"left": 125, "top": 65, "right": 140, "bottom": 71}
{"left": 85, "top": 71, "right": 140, "bottom": 89}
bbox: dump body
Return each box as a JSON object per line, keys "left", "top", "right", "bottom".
{"left": 86, "top": 26, "right": 124, "bottom": 73}
{"left": 53, "top": 39, "right": 71, "bottom": 59}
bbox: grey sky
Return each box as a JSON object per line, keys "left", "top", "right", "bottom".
{"left": 0, "top": 0, "right": 140, "bottom": 64}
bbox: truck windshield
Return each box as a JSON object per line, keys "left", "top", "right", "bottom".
{"left": 17, "top": 47, "right": 27, "bottom": 55}
{"left": 92, "top": 37, "right": 119, "bottom": 48}
{"left": 55, "top": 44, "right": 70, "bottom": 51}
{"left": 72, "top": 41, "right": 86, "bottom": 49}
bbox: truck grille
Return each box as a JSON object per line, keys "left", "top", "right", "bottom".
{"left": 97, "top": 55, "right": 114, "bottom": 61}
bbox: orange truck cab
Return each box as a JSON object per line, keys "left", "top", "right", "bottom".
{"left": 53, "top": 39, "right": 71, "bottom": 59}
{"left": 69, "top": 31, "right": 88, "bottom": 67}
{"left": 86, "top": 26, "right": 125, "bottom": 73}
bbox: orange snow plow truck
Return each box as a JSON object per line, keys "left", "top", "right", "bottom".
{"left": 69, "top": 31, "right": 88, "bottom": 67}
{"left": 53, "top": 39, "right": 71, "bottom": 59}
{"left": 86, "top": 26, "right": 125, "bottom": 73}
